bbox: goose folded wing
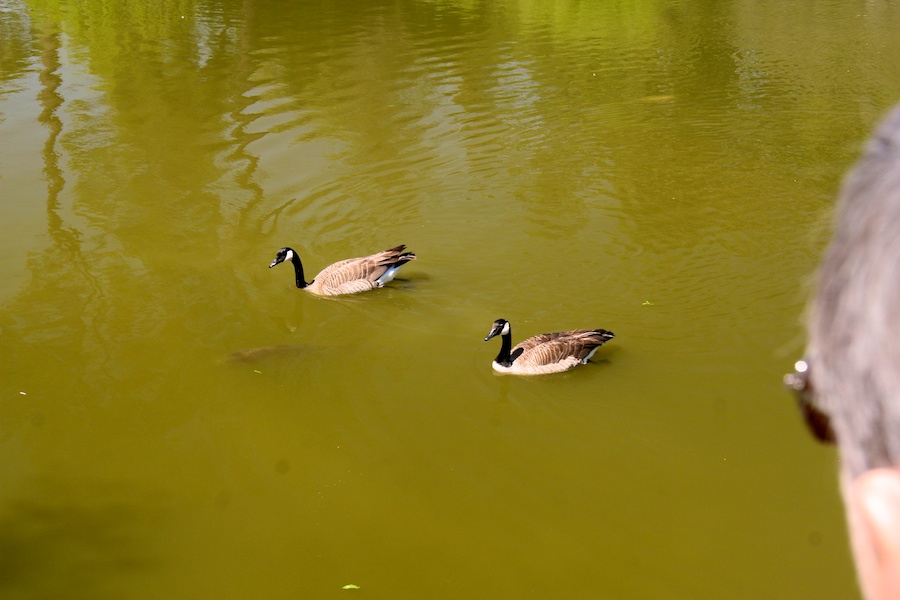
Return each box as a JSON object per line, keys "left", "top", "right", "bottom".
{"left": 516, "top": 332, "right": 593, "bottom": 366}
{"left": 313, "top": 258, "right": 379, "bottom": 292}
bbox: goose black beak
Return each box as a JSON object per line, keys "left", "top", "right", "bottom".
{"left": 269, "top": 252, "right": 287, "bottom": 268}
{"left": 485, "top": 319, "right": 509, "bottom": 341}
{"left": 484, "top": 325, "right": 502, "bottom": 341}
{"left": 270, "top": 247, "right": 292, "bottom": 268}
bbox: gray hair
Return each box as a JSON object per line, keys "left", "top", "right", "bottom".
{"left": 808, "top": 104, "right": 900, "bottom": 478}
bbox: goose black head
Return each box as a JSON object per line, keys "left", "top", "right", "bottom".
{"left": 484, "top": 319, "right": 510, "bottom": 341}
{"left": 269, "top": 247, "right": 295, "bottom": 268}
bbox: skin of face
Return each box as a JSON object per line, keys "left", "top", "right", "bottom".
{"left": 843, "top": 467, "right": 900, "bottom": 600}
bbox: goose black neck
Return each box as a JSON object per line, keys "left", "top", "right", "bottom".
{"left": 495, "top": 331, "right": 513, "bottom": 367}
{"left": 290, "top": 253, "right": 310, "bottom": 289}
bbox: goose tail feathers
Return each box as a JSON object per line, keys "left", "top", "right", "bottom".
{"left": 382, "top": 245, "right": 416, "bottom": 265}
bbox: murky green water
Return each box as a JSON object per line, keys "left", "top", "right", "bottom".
{"left": 3, "top": 0, "right": 900, "bottom": 597}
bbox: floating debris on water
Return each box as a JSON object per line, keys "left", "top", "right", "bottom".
{"left": 638, "top": 94, "right": 676, "bottom": 103}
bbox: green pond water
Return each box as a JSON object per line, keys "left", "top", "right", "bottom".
{"left": 2, "top": 0, "right": 900, "bottom": 598}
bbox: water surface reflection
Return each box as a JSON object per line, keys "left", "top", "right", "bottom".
{"left": 2, "top": 0, "right": 898, "bottom": 598}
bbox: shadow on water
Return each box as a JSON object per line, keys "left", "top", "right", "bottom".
{"left": 218, "top": 343, "right": 319, "bottom": 364}
{"left": 0, "top": 478, "right": 161, "bottom": 598}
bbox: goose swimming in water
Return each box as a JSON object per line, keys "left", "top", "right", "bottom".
{"left": 484, "top": 318, "right": 614, "bottom": 375}
{"left": 269, "top": 245, "right": 416, "bottom": 296}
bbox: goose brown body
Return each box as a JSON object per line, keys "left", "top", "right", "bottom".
{"left": 484, "top": 319, "right": 614, "bottom": 375}
{"left": 269, "top": 245, "right": 415, "bottom": 296}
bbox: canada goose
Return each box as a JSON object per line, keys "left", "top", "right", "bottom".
{"left": 484, "top": 318, "right": 614, "bottom": 375}
{"left": 269, "top": 245, "right": 415, "bottom": 296}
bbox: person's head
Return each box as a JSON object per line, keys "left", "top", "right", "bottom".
{"left": 800, "top": 103, "right": 900, "bottom": 600}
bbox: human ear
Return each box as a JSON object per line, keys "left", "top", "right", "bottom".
{"left": 851, "top": 468, "right": 900, "bottom": 599}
